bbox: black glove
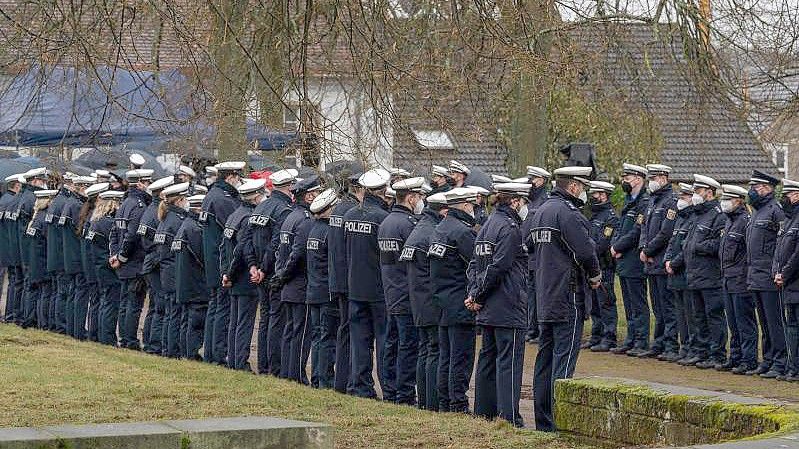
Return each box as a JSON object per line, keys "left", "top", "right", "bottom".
{"left": 269, "top": 273, "right": 286, "bottom": 294}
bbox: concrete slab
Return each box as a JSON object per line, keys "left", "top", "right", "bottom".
{"left": 41, "top": 422, "right": 183, "bottom": 449}
{"left": 164, "top": 416, "right": 333, "bottom": 449}
{"left": 681, "top": 433, "right": 799, "bottom": 448}
{"left": 0, "top": 428, "right": 58, "bottom": 449}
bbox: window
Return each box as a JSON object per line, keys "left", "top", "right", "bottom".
{"left": 283, "top": 104, "right": 300, "bottom": 131}
{"left": 412, "top": 129, "right": 454, "bottom": 150}
{"left": 770, "top": 142, "right": 788, "bottom": 173}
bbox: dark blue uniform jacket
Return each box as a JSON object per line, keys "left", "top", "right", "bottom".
{"left": 401, "top": 208, "right": 443, "bottom": 327}
{"left": 429, "top": 208, "right": 477, "bottom": 326}
{"left": 200, "top": 181, "right": 239, "bottom": 287}
{"left": 773, "top": 211, "right": 799, "bottom": 303}
{"left": 470, "top": 205, "right": 528, "bottom": 329}
{"left": 0, "top": 191, "right": 17, "bottom": 267}
{"left": 612, "top": 190, "right": 649, "bottom": 278}
{"left": 155, "top": 205, "right": 185, "bottom": 293}
{"left": 664, "top": 206, "right": 695, "bottom": 290}
{"left": 327, "top": 194, "right": 358, "bottom": 295}
{"left": 720, "top": 207, "right": 749, "bottom": 293}
{"left": 61, "top": 193, "right": 86, "bottom": 275}
{"left": 640, "top": 185, "right": 677, "bottom": 275}
{"left": 589, "top": 201, "right": 619, "bottom": 271}
{"left": 746, "top": 193, "right": 784, "bottom": 291}
{"left": 137, "top": 198, "right": 161, "bottom": 275}
{"left": 173, "top": 211, "right": 206, "bottom": 303}
{"left": 25, "top": 206, "right": 49, "bottom": 284}
{"left": 114, "top": 188, "right": 151, "bottom": 279}
{"left": 89, "top": 215, "right": 118, "bottom": 287}
{"left": 343, "top": 193, "right": 390, "bottom": 303}
{"left": 16, "top": 186, "right": 37, "bottom": 267}
{"left": 306, "top": 218, "right": 331, "bottom": 304}
{"left": 683, "top": 200, "right": 724, "bottom": 290}
{"left": 45, "top": 189, "right": 70, "bottom": 272}
{"left": 81, "top": 219, "right": 97, "bottom": 284}
{"left": 521, "top": 186, "right": 548, "bottom": 272}
{"left": 221, "top": 203, "right": 258, "bottom": 295}
{"left": 275, "top": 203, "right": 313, "bottom": 304}
{"left": 250, "top": 189, "right": 293, "bottom": 276}
{"left": 378, "top": 204, "right": 418, "bottom": 315}
{"left": 528, "top": 188, "right": 600, "bottom": 322}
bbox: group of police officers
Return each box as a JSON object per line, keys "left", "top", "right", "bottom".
{"left": 1, "top": 154, "right": 798, "bottom": 432}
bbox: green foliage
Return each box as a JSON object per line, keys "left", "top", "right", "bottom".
{"left": 546, "top": 87, "right": 665, "bottom": 181}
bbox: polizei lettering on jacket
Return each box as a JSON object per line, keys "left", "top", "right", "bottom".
{"left": 474, "top": 242, "right": 493, "bottom": 256}
{"left": 345, "top": 220, "right": 374, "bottom": 234}
{"left": 530, "top": 228, "right": 553, "bottom": 244}
{"left": 378, "top": 239, "right": 401, "bottom": 252}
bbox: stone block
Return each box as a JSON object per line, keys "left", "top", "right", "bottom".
{"left": 164, "top": 417, "right": 332, "bottom": 449}
{"left": 41, "top": 422, "right": 182, "bottom": 449}
{"left": 0, "top": 428, "right": 58, "bottom": 449}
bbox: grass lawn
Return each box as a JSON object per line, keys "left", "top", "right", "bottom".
{"left": 0, "top": 324, "right": 578, "bottom": 449}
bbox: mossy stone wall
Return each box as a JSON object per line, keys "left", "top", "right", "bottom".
{"left": 554, "top": 377, "right": 795, "bottom": 447}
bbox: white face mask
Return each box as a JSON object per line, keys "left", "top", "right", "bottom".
{"left": 691, "top": 193, "right": 705, "bottom": 206}
{"left": 517, "top": 204, "right": 529, "bottom": 221}
{"left": 720, "top": 199, "right": 737, "bottom": 213}
{"left": 578, "top": 191, "right": 588, "bottom": 204}
{"left": 676, "top": 198, "right": 690, "bottom": 210}
{"left": 647, "top": 180, "right": 662, "bottom": 193}
{"left": 413, "top": 199, "right": 424, "bottom": 215}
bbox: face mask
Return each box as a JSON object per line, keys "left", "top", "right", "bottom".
{"left": 579, "top": 191, "right": 588, "bottom": 204}
{"left": 517, "top": 204, "right": 529, "bottom": 221}
{"left": 676, "top": 198, "right": 690, "bottom": 210}
{"left": 180, "top": 202, "right": 190, "bottom": 212}
{"left": 647, "top": 180, "right": 661, "bottom": 193}
{"left": 691, "top": 193, "right": 705, "bottom": 206}
{"left": 621, "top": 181, "right": 633, "bottom": 194}
{"left": 413, "top": 199, "right": 424, "bottom": 215}
{"left": 720, "top": 199, "right": 736, "bottom": 213}
{"left": 748, "top": 188, "right": 760, "bottom": 205}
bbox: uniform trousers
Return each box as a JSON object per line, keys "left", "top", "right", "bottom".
{"left": 589, "top": 268, "right": 618, "bottom": 346}
{"left": 64, "top": 274, "right": 77, "bottom": 337}
{"left": 120, "top": 277, "right": 146, "bottom": 350}
{"left": 3, "top": 266, "right": 17, "bottom": 323}
{"left": 71, "top": 273, "right": 90, "bottom": 340}
{"left": 416, "top": 325, "right": 439, "bottom": 411}
{"left": 232, "top": 293, "right": 258, "bottom": 371}
{"left": 86, "top": 283, "right": 100, "bottom": 341}
{"left": 143, "top": 272, "right": 165, "bottom": 354}
{"left": 752, "top": 290, "right": 787, "bottom": 373}
{"left": 784, "top": 301, "right": 799, "bottom": 375}
{"left": 266, "top": 289, "right": 286, "bottom": 376}
{"left": 34, "top": 280, "right": 52, "bottom": 329}
{"left": 185, "top": 302, "right": 208, "bottom": 361}
{"left": 310, "top": 302, "right": 338, "bottom": 389}
{"left": 333, "top": 293, "right": 352, "bottom": 394}
{"left": 389, "top": 314, "right": 418, "bottom": 405}
{"left": 163, "top": 292, "right": 182, "bottom": 358}
{"left": 474, "top": 326, "right": 525, "bottom": 427}
{"left": 98, "top": 282, "right": 121, "bottom": 346}
{"left": 437, "top": 324, "right": 476, "bottom": 413}
{"left": 672, "top": 288, "right": 695, "bottom": 356}
{"left": 728, "top": 291, "right": 758, "bottom": 368}
{"left": 349, "top": 299, "right": 387, "bottom": 399}
{"left": 525, "top": 275, "right": 539, "bottom": 340}
{"left": 690, "top": 288, "right": 727, "bottom": 362}
{"left": 283, "top": 301, "right": 311, "bottom": 385}
{"left": 256, "top": 288, "right": 270, "bottom": 374}
{"left": 534, "top": 316, "right": 584, "bottom": 432}
{"left": 649, "top": 274, "right": 678, "bottom": 354}
{"left": 381, "top": 315, "right": 399, "bottom": 402}
{"left": 620, "top": 276, "right": 649, "bottom": 349}
{"left": 722, "top": 290, "right": 742, "bottom": 365}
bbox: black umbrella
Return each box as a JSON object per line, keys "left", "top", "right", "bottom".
{"left": 0, "top": 159, "right": 38, "bottom": 180}
{"left": 464, "top": 167, "right": 493, "bottom": 191}
{"left": 74, "top": 147, "right": 166, "bottom": 177}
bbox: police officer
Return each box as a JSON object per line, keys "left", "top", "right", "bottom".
{"left": 139, "top": 175, "right": 175, "bottom": 354}
{"left": 610, "top": 163, "right": 650, "bottom": 356}
{"left": 306, "top": 188, "right": 339, "bottom": 388}
{"left": 328, "top": 173, "right": 363, "bottom": 394}
{"left": 402, "top": 191, "right": 447, "bottom": 411}
{"left": 221, "top": 178, "right": 266, "bottom": 371}
{"left": 683, "top": 174, "right": 727, "bottom": 369}
{"left": 529, "top": 166, "right": 600, "bottom": 432}
{"left": 156, "top": 182, "right": 191, "bottom": 358}
{"left": 25, "top": 189, "right": 58, "bottom": 329}
{"left": 343, "top": 168, "right": 392, "bottom": 399}
{"left": 665, "top": 183, "right": 698, "bottom": 364}
{"left": 719, "top": 184, "right": 757, "bottom": 373}
{"left": 429, "top": 165, "right": 451, "bottom": 195}
{"left": 774, "top": 178, "right": 799, "bottom": 382}
{"left": 110, "top": 168, "right": 154, "bottom": 350}
{"left": 173, "top": 194, "right": 208, "bottom": 360}
{"left": 62, "top": 175, "right": 93, "bottom": 338}
{"left": 129, "top": 153, "right": 146, "bottom": 169}
{"left": 91, "top": 190, "right": 124, "bottom": 346}
{"left": 250, "top": 168, "right": 297, "bottom": 376}
{"left": 274, "top": 176, "right": 322, "bottom": 384}
{"left": 200, "top": 161, "right": 244, "bottom": 365}
{"left": 429, "top": 187, "right": 479, "bottom": 413}
{"left": 448, "top": 160, "right": 469, "bottom": 188}
{"left": 77, "top": 181, "right": 105, "bottom": 340}
{"left": 379, "top": 176, "right": 425, "bottom": 405}
{"left": 0, "top": 175, "right": 22, "bottom": 323}
{"left": 469, "top": 182, "right": 530, "bottom": 427}
{"left": 746, "top": 170, "right": 788, "bottom": 378}
{"left": 175, "top": 165, "right": 196, "bottom": 186}
{"left": 522, "top": 166, "right": 551, "bottom": 343}
{"left": 16, "top": 169, "right": 46, "bottom": 327}
{"left": 5, "top": 174, "right": 28, "bottom": 326}
{"left": 46, "top": 173, "right": 72, "bottom": 334}
{"left": 583, "top": 181, "right": 620, "bottom": 352}
{"left": 638, "top": 164, "right": 678, "bottom": 359}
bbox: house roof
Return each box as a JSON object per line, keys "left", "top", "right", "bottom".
{"left": 560, "top": 22, "right": 777, "bottom": 183}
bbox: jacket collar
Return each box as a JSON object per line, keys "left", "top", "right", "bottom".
{"left": 495, "top": 203, "right": 522, "bottom": 224}
{"left": 448, "top": 207, "right": 477, "bottom": 227}
{"left": 363, "top": 193, "right": 389, "bottom": 210}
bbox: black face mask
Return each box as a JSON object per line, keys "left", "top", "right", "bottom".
{"left": 781, "top": 197, "right": 795, "bottom": 217}
{"left": 621, "top": 181, "right": 633, "bottom": 194}
{"left": 446, "top": 177, "right": 456, "bottom": 187}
